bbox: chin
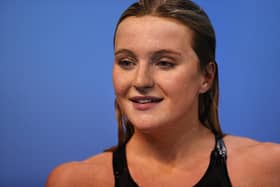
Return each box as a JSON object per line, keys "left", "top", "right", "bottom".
{"left": 129, "top": 117, "right": 169, "bottom": 133}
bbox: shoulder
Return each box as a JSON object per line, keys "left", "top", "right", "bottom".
{"left": 224, "top": 135, "right": 280, "bottom": 186}
{"left": 46, "top": 152, "right": 114, "bottom": 187}
{"left": 224, "top": 135, "right": 280, "bottom": 159}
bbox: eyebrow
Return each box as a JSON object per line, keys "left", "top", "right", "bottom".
{"left": 151, "top": 49, "right": 182, "bottom": 58}
{"left": 114, "top": 49, "right": 182, "bottom": 58}
{"left": 114, "top": 49, "right": 136, "bottom": 58}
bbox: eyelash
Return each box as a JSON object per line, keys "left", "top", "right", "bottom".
{"left": 116, "top": 58, "right": 176, "bottom": 70}
{"left": 117, "top": 59, "right": 135, "bottom": 70}
{"left": 155, "top": 60, "right": 176, "bottom": 69}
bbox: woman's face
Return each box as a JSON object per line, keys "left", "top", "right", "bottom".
{"left": 113, "top": 16, "right": 208, "bottom": 132}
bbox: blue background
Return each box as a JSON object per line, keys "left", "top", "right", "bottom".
{"left": 0, "top": 0, "right": 279, "bottom": 186}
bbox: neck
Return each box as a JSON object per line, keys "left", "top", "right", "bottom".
{"left": 127, "top": 121, "right": 214, "bottom": 167}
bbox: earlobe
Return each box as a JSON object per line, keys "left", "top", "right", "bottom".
{"left": 199, "top": 81, "right": 209, "bottom": 93}
{"left": 199, "top": 61, "right": 216, "bottom": 93}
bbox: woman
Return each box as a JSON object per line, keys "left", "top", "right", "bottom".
{"left": 46, "top": 0, "right": 280, "bottom": 186}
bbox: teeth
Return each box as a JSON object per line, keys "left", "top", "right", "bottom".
{"left": 130, "top": 97, "right": 163, "bottom": 104}
{"left": 137, "top": 99, "right": 153, "bottom": 104}
{"left": 132, "top": 98, "right": 162, "bottom": 104}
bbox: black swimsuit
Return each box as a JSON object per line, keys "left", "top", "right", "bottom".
{"left": 113, "top": 134, "right": 232, "bottom": 187}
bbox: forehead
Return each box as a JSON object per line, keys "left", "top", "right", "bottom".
{"left": 115, "top": 16, "right": 194, "bottom": 53}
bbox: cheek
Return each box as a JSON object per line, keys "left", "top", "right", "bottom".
{"left": 159, "top": 70, "right": 202, "bottom": 98}
{"left": 183, "top": 73, "right": 201, "bottom": 90}
{"left": 112, "top": 67, "right": 129, "bottom": 96}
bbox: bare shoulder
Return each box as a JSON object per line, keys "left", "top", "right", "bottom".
{"left": 224, "top": 135, "right": 280, "bottom": 186}
{"left": 224, "top": 135, "right": 280, "bottom": 158}
{"left": 46, "top": 152, "right": 114, "bottom": 187}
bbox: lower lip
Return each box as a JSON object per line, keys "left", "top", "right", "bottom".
{"left": 132, "top": 102, "right": 160, "bottom": 111}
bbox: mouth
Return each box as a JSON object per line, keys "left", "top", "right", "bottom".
{"left": 129, "top": 96, "right": 163, "bottom": 104}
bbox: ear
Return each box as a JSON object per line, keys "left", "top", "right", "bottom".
{"left": 199, "top": 62, "right": 216, "bottom": 93}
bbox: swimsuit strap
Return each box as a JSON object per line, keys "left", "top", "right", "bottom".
{"left": 113, "top": 145, "right": 138, "bottom": 187}
{"left": 214, "top": 133, "right": 227, "bottom": 159}
{"left": 112, "top": 145, "right": 125, "bottom": 181}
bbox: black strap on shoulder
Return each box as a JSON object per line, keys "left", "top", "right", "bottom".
{"left": 112, "top": 145, "right": 138, "bottom": 187}
{"left": 214, "top": 133, "right": 227, "bottom": 159}
{"left": 195, "top": 133, "right": 232, "bottom": 187}
{"left": 113, "top": 145, "right": 125, "bottom": 186}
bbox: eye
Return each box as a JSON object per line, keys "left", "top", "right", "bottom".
{"left": 117, "top": 59, "right": 136, "bottom": 70}
{"left": 156, "top": 60, "right": 176, "bottom": 69}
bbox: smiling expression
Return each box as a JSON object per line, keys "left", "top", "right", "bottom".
{"left": 113, "top": 16, "right": 208, "bottom": 132}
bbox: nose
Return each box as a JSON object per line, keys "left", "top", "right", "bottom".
{"left": 133, "top": 62, "right": 154, "bottom": 93}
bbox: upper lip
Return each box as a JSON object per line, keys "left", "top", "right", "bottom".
{"left": 129, "top": 96, "right": 163, "bottom": 104}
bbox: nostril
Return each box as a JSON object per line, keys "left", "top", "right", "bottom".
{"left": 134, "top": 85, "right": 153, "bottom": 93}
{"left": 133, "top": 65, "right": 154, "bottom": 90}
{"left": 133, "top": 75, "right": 154, "bottom": 93}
